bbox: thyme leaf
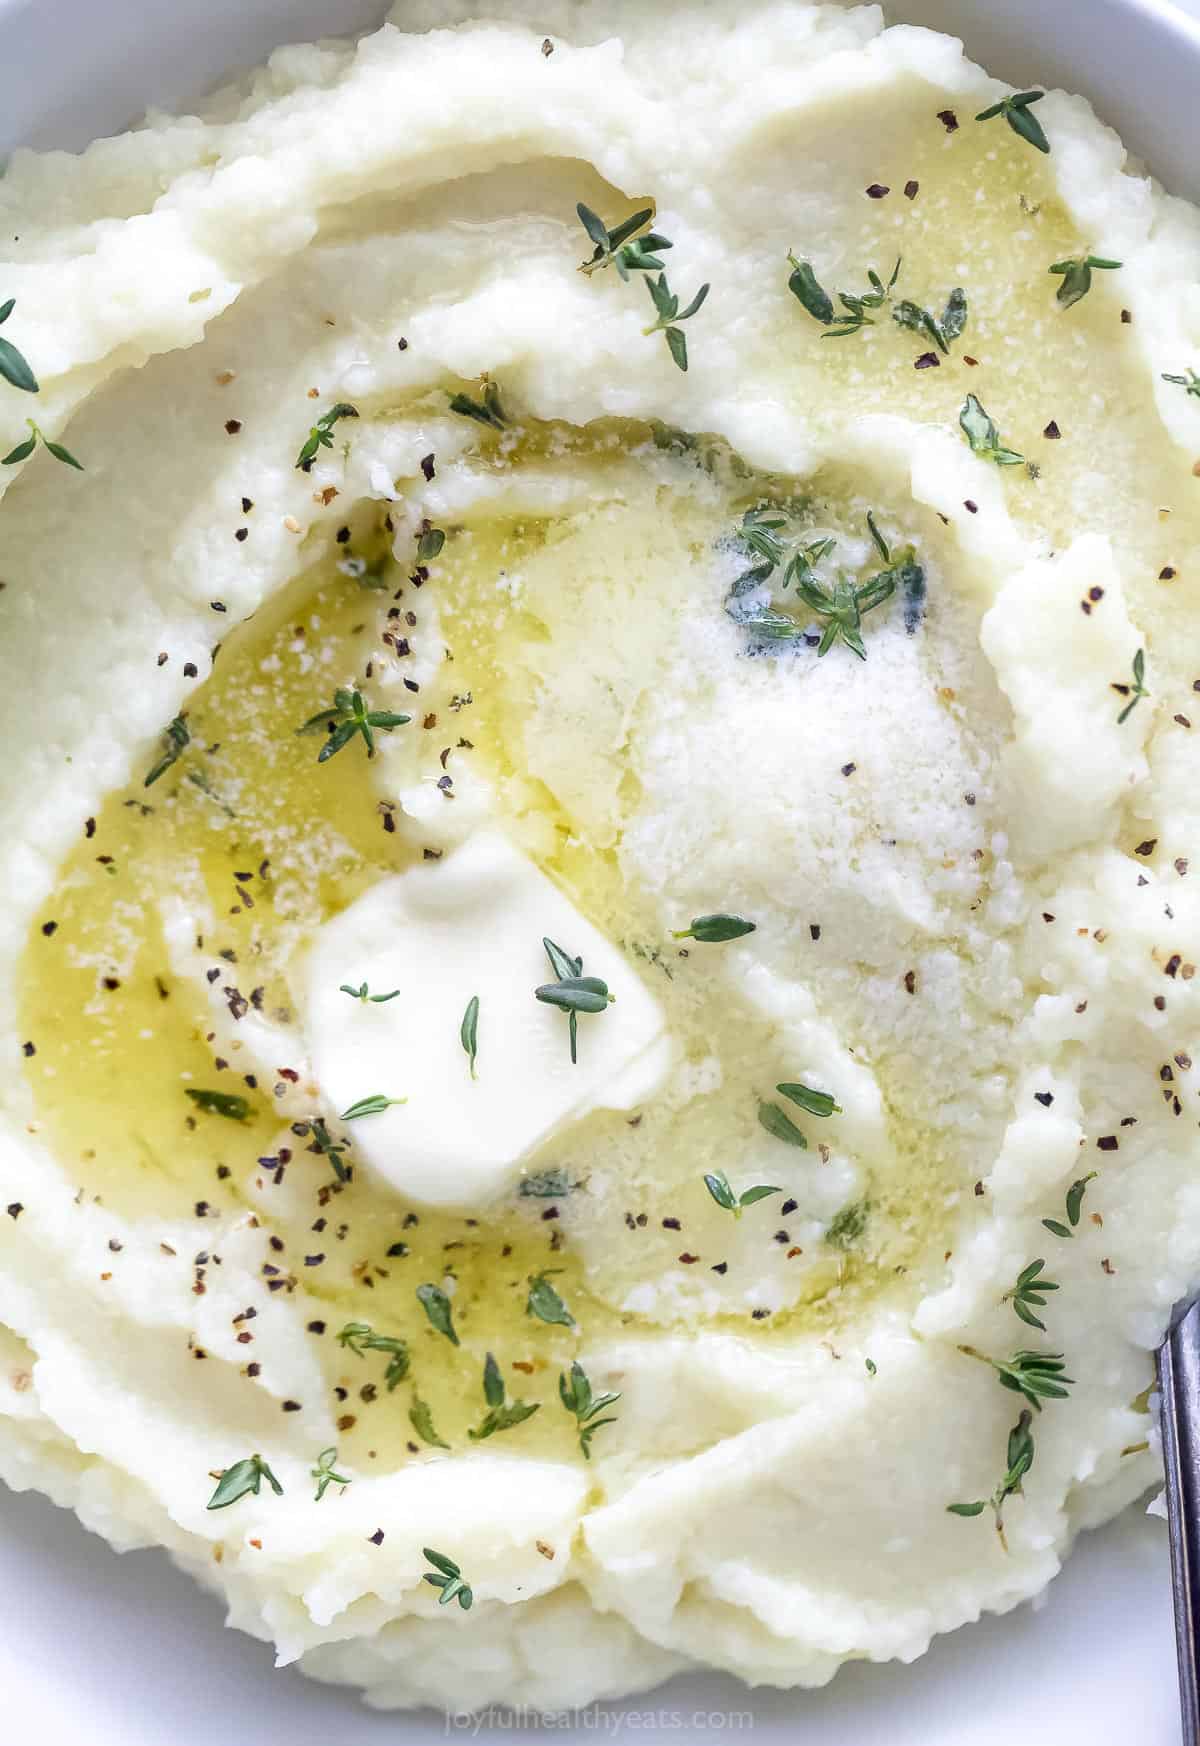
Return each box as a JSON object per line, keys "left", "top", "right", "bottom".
{"left": 948, "top": 1409, "right": 1035, "bottom": 1550}
{"left": 144, "top": 714, "right": 191, "bottom": 787}
{"left": 975, "top": 89, "right": 1050, "bottom": 154}
{"left": 1, "top": 417, "right": 83, "bottom": 469}
{"left": 297, "top": 686, "right": 411, "bottom": 762}
{"left": 339, "top": 982, "right": 401, "bottom": 1003}
{"left": 671, "top": 914, "right": 756, "bottom": 942}
{"left": 448, "top": 380, "right": 507, "bottom": 429}
{"left": 312, "top": 1446, "right": 351, "bottom": 1501}
{"left": 206, "top": 1453, "right": 283, "bottom": 1510}
{"left": 576, "top": 202, "right": 670, "bottom": 280}
{"left": 893, "top": 285, "right": 968, "bottom": 354}
{"left": 559, "top": 1359, "right": 621, "bottom": 1458}
{"left": 416, "top": 1282, "right": 460, "bottom": 1345}
{"left": 1003, "top": 1258, "right": 1061, "bottom": 1332}
{"left": 423, "top": 1548, "right": 473, "bottom": 1609}
{"left": 757, "top": 1101, "right": 808, "bottom": 1148}
{"left": 1114, "top": 649, "right": 1149, "bottom": 725}
{"left": 826, "top": 1199, "right": 868, "bottom": 1250}
{"left": 0, "top": 298, "right": 38, "bottom": 392}
{"left": 336, "top": 1321, "right": 411, "bottom": 1389}
{"left": 776, "top": 1082, "right": 841, "bottom": 1119}
{"left": 339, "top": 1093, "right": 406, "bottom": 1120}
{"left": 1163, "top": 368, "right": 1200, "bottom": 399}
{"left": 308, "top": 1116, "right": 351, "bottom": 1182}
{"left": 468, "top": 1353, "right": 540, "bottom": 1440}
{"left": 1042, "top": 1171, "right": 1098, "bottom": 1238}
{"left": 703, "top": 1171, "right": 781, "bottom": 1216}
{"left": 959, "top": 393, "right": 1024, "bottom": 466}
{"left": 460, "top": 994, "right": 480, "bottom": 1078}
{"left": 295, "top": 401, "right": 358, "bottom": 470}
{"left": 185, "top": 1088, "right": 250, "bottom": 1122}
{"left": 1049, "top": 254, "right": 1121, "bottom": 309}
{"left": 642, "top": 270, "right": 709, "bottom": 372}
{"left": 527, "top": 1271, "right": 575, "bottom": 1327}
{"left": 409, "top": 1392, "right": 449, "bottom": 1448}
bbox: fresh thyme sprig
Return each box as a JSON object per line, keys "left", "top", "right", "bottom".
{"left": 960, "top": 1344, "right": 1075, "bottom": 1411}
{"left": 312, "top": 1446, "right": 351, "bottom": 1501}
{"left": 295, "top": 401, "right": 358, "bottom": 470}
{"left": 703, "top": 1171, "right": 781, "bottom": 1216}
{"left": 340, "top": 982, "right": 401, "bottom": 1004}
{"left": 975, "top": 89, "right": 1050, "bottom": 154}
{"left": 1003, "top": 1259, "right": 1060, "bottom": 1332}
{"left": 339, "top": 1093, "right": 407, "bottom": 1120}
{"left": 298, "top": 687, "right": 411, "bottom": 762}
{"left": 468, "top": 1352, "right": 540, "bottom": 1440}
{"left": 337, "top": 1321, "right": 411, "bottom": 1389}
{"left": 790, "top": 560, "right": 897, "bottom": 659}
{"left": 1042, "top": 1171, "right": 1098, "bottom": 1238}
{"left": 416, "top": 1282, "right": 460, "bottom": 1345}
{"left": 1049, "top": 254, "right": 1121, "bottom": 308}
{"left": 448, "top": 380, "right": 508, "bottom": 429}
{"left": 527, "top": 1271, "right": 575, "bottom": 1327}
{"left": 960, "top": 394, "right": 1024, "bottom": 466}
{"left": 893, "top": 285, "right": 968, "bottom": 353}
{"left": 757, "top": 1101, "right": 808, "bottom": 1148}
{"left": 642, "top": 270, "right": 709, "bottom": 372}
{"left": 1163, "top": 368, "right": 1200, "bottom": 399}
{"left": 1113, "top": 650, "right": 1149, "bottom": 725}
{"left": 2, "top": 417, "right": 83, "bottom": 469}
{"left": 559, "top": 1360, "right": 621, "bottom": 1459}
{"left": 144, "top": 715, "right": 191, "bottom": 787}
{"left": 948, "top": 1409, "right": 1035, "bottom": 1550}
{"left": 536, "top": 936, "right": 612, "bottom": 1063}
{"left": 787, "top": 253, "right": 901, "bottom": 337}
{"left": 185, "top": 1088, "right": 250, "bottom": 1121}
{"left": 423, "top": 1549, "right": 473, "bottom": 1609}
{"left": 672, "top": 914, "right": 756, "bottom": 942}
{"left": 307, "top": 1116, "right": 351, "bottom": 1182}
{"left": 576, "top": 202, "right": 671, "bottom": 280}
{"left": 206, "top": 1453, "right": 283, "bottom": 1510}
{"left": 460, "top": 994, "right": 480, "bottom": 1078}
{"left": 0, "top": 298, "right": 38, "bottom": 392}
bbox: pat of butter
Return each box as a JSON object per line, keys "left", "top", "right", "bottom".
{"left": 305, "top": 831, "right": 672, "bottom": 1206}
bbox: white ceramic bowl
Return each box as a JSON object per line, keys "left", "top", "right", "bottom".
{"left": 2, "top": 3, "right": 1198, "bottom": 1741}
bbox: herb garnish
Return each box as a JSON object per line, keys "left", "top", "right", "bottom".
{"left": 948, "top": 1410, "right": 1035, "bottom": 1550}
{"left": 576, "top": 202, "right": 670, "bottom": 279}
{"left": 409, "top": 1393, "right": 449, "bottom": 1448}
{"left": 826, "top": 1200, "right": 868, "bottom": 1250}
{"left": 340, "top": 982, "right": 401, "bottom": 1004}
{"left": 2, "top": 418, "right": 83, "bottom": 469}
{"left": 787, "top": 253, "right": 901, "bottom": 337}
{"left": 295, "top": 402, "right": 358, "bottom": 470}
{"left": 536, "top": 937, "right": 612, "bottom": 1063}
{"left": 527, "top": 1271, "right": 575, "bottom": 1327}
{"left": 460, "top": 994, "right": 480, "bottom": 1079}
{"left": 518, "top": 1167, "right": 576, "bottom": 1198}
{"left": 1003, "top": 1259, "right": 1060, "bottom": 1331}
{"left": 206, "top": 1453, "right": 283, "bottom": 1510}
{"left": 417, "top": 526, "right": 446, "bottom": 562}
{"left": 298, "top": 687, "right": 411, "bottom": 762}
{"left": 423, "top": 1548, "right": 473, "bottom": 1609}
{"left": 448, "top": 381, "right": 508, "bottom": 429}
{"left": 1113, "top": 650, "right": 1149, "bottom": 725}
{"left": 1049, "top": 254, "right": 1121, "bottom": 308}
{"left": 757, "top": 1101, "right": 808, "bottom": 1148}
{"left": 0, "top": 299, "right": 37, "bottom": 392}
{"left": 975, "top": 89, "right": 1050, "bottom": 154}
{"left": 959, "top": 394, "right": 1024, "bottom": 466}
{"left": 893, "top": 285, "right": 968, "bottom": 353}
{"left": 789, "top": 559, "right": 897, "bottom": 659}
{"left": 308, "top": 1116, "right": 350, "bottom": 1182}
{"left": 416, "top": 1282, "right": 460, "bottom": 1345}
{"left": 312, "top": 1446, "right": 351, "bottom": 1501}
{"left": 961, "top": 1345, "right": 1074, "bottom": 1411}
{"left": 468, "top": 1352, "right": 540, "bottom": 1440}
{"left": 1163, "top": 368, "right": 1200, "bottom": 399}
{"left": 703, "top": 1171, "right": 781, "bottom": 1216}
{"left": 777, "top": 1082, "right": 841, "bottom": 1119}
{"left": 185, "top": 1088, "right": 250, "bottom": 1122}
{"left": 144, "top": 715, "right": 191, "bottom": 787}
{"left": 339, "top": 1093, "right": 406, "bottom": 1120}
{"left": 1042, "top": 1171, "right": 1098, "bottom": 1238}
{"left": 671, "top": 914, "right": 756, "bottom": 942}
{"left": 337, "top": 1321, "right": 411, "bottom": 1389}
{"left": 559, "top": 1360, "right": 620, "bottom": 1458}
{"left": 642, "top": 270, "right": 709, "bottom": 372}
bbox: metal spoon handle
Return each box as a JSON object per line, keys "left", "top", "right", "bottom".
{"left": 1159, "top": 1298, "right": 1200, "bottom": 1746}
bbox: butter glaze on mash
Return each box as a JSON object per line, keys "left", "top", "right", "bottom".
{"left": 2, "top": 0, "right": 1200, "bottom": 1714}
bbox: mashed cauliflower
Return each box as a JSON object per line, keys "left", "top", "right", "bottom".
{"left": 1, "top": 0, "right": 1200, "bottom": 1714}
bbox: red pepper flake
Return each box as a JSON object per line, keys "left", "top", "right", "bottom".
{"left": 963, "top": 355, "right": 979, "bottom": 367}
{"left": 865, "top": 183, "right": 890, "bottom": 199}
{"left": 915, "top": 351, "right": 940, "bottom": 369}
{"left": 1165, "top": 955, "right": 1182, "bottom": 978}
{"left": 1044, "top": 420, "right": 1061, "bottom": 440}
{"left": 937, "top": 109, "right": 959, "bottom": 132}
{"left": 904, "top": 179, "right": 919, "bottom": 199}
{"left": 1174, "top": 714, "right": 1191, "bottom": 729}
{"left": 249, "top": 1538, "right": 262, "bottom": 1550}
{"left": 679, "top": 1253, "right": 699, "bottom": 1264}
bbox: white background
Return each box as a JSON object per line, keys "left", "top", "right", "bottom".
{"left": 1, "top": 1, "right": 1197, "bottom": 1741}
